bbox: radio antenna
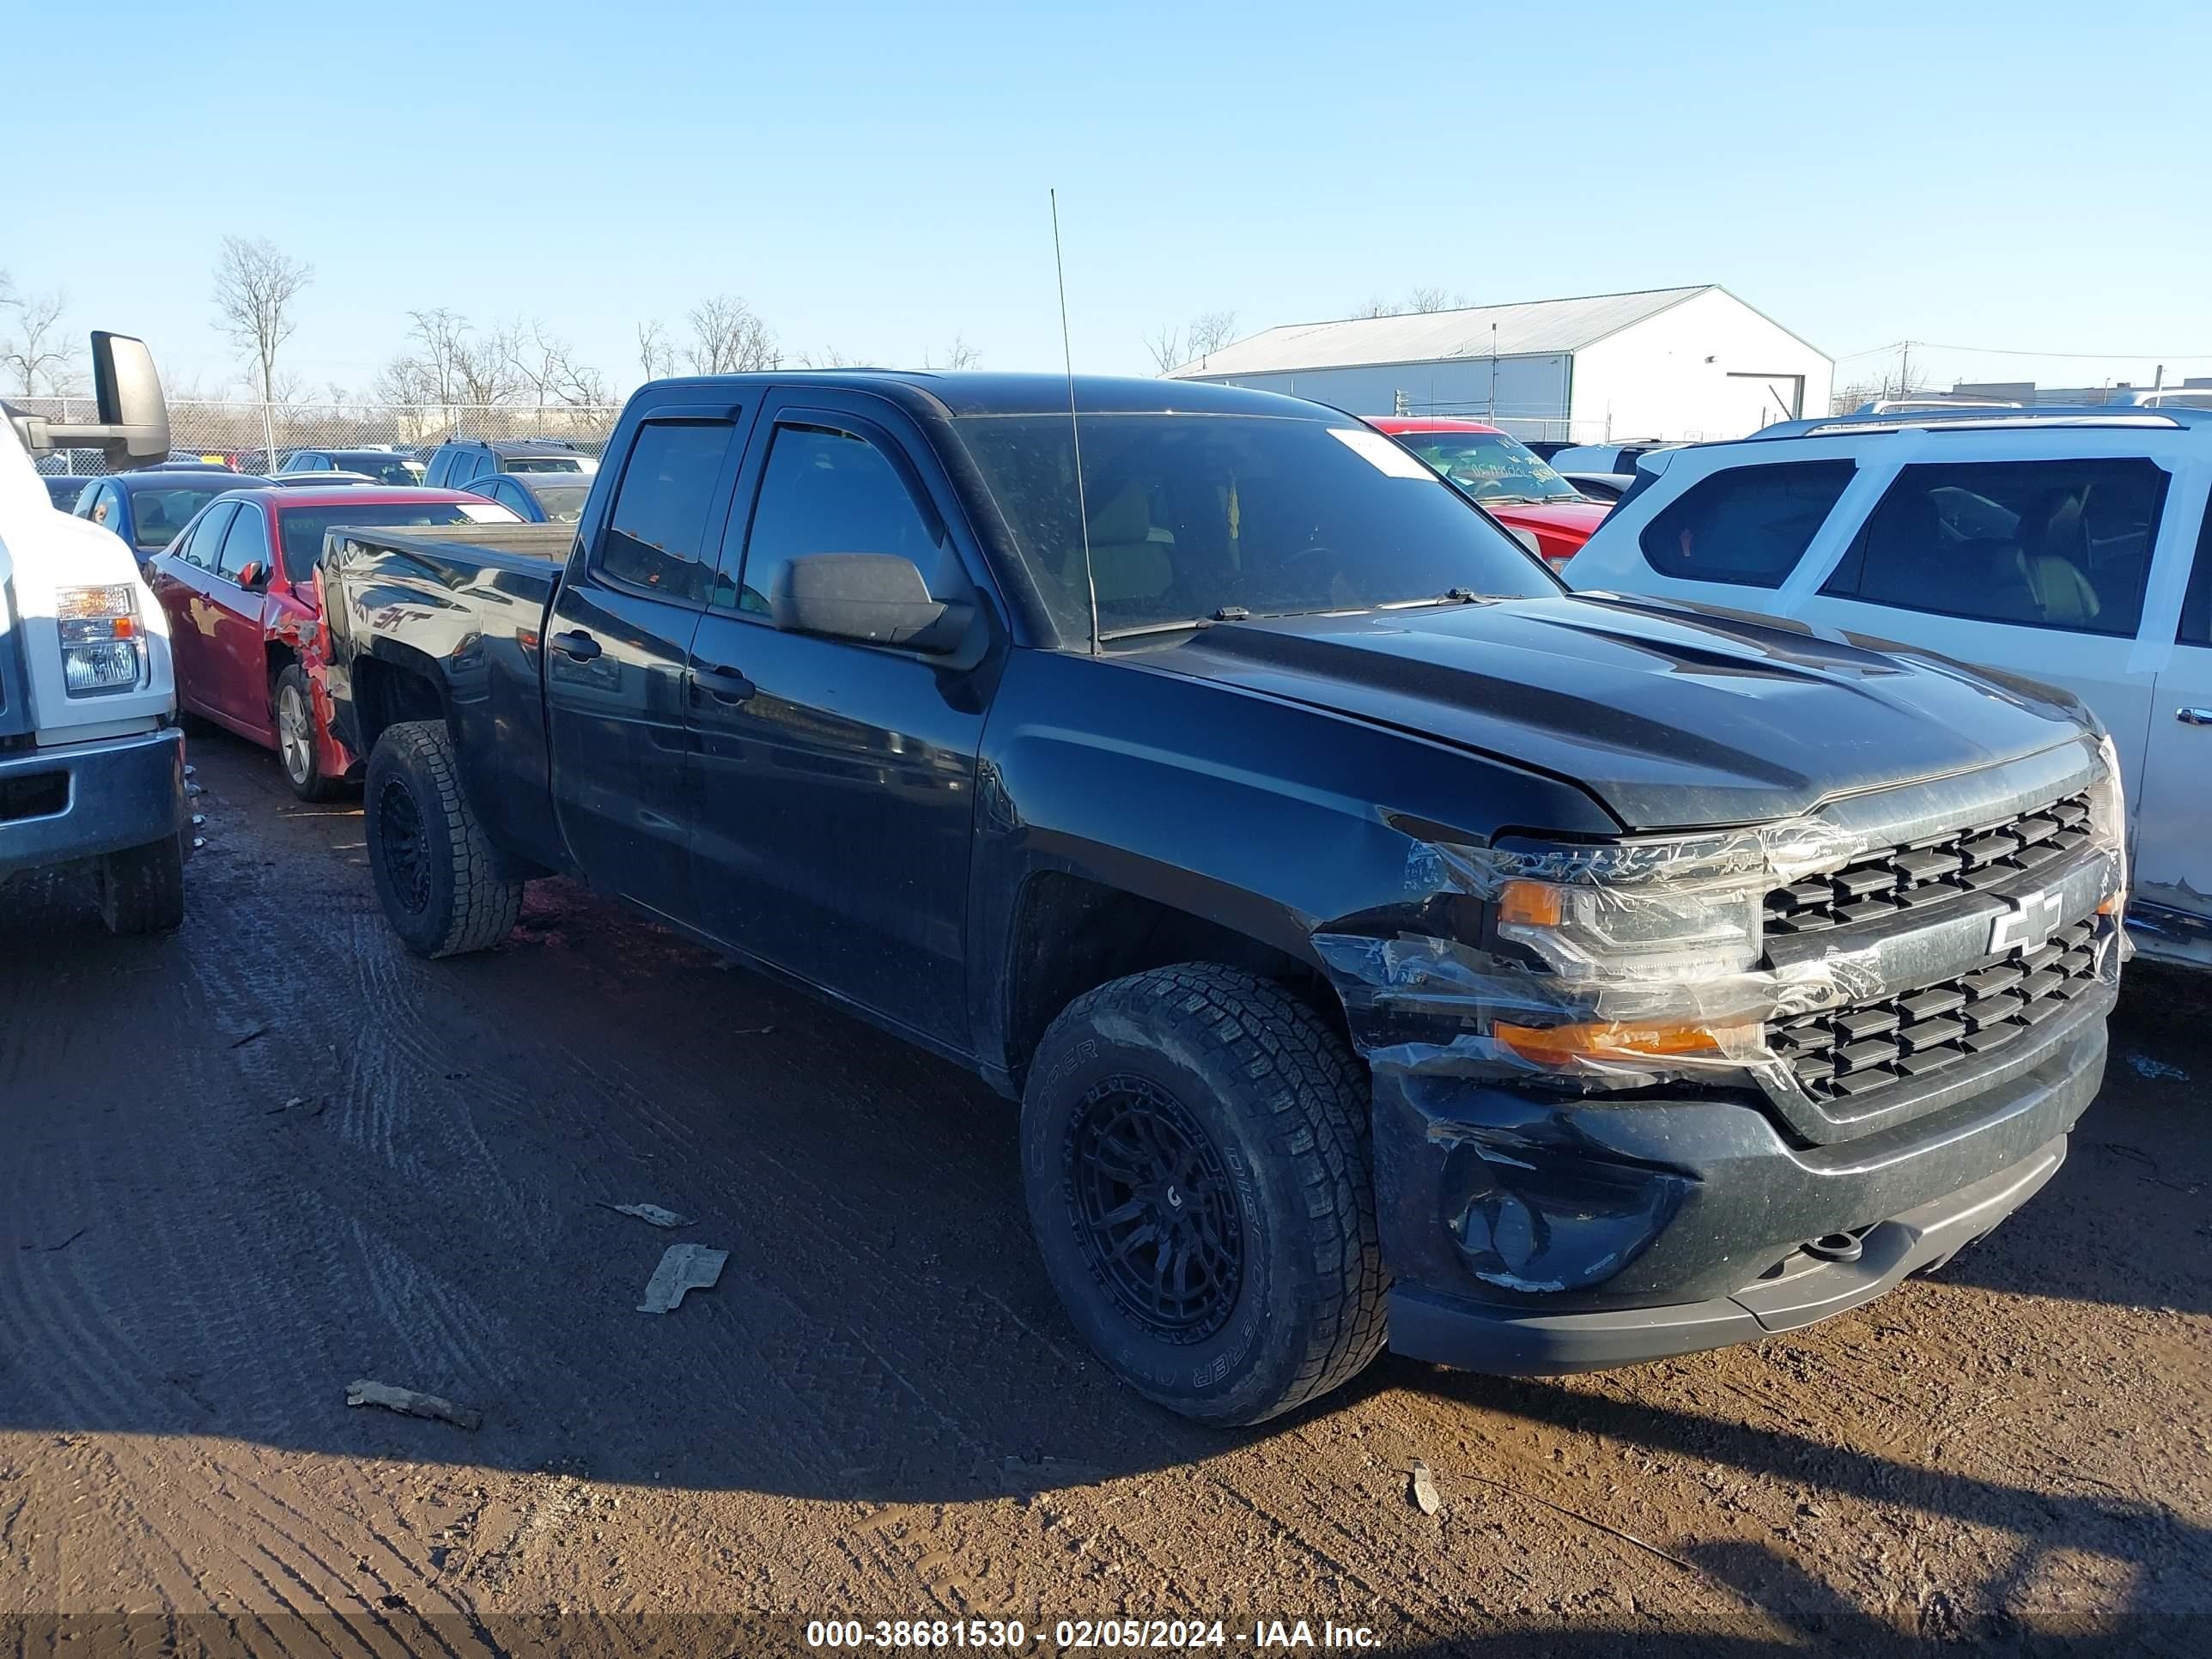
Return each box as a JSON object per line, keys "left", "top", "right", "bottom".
{"left": 1050, "top": 189, "right": 1102, "bottom": 657}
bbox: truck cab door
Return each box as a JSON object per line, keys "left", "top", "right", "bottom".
{"left": 543, "top": 410, "right": 746, "bottom": 926}
{"left": 2132, "top": 501, "right": 2212, "bottom": 963}
{"left": 684, "top": 394, "right": 992, "bottom": 1043}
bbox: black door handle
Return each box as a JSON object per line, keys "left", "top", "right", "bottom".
{"left": 693, "top": 665, "right": 756, "bottom": 703}
{"left": 550, "top": 629, "right": 602, "bottom": 661}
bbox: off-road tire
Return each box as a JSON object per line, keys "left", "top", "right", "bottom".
{"left": 1021, "top": 963, "right": 1387, "bottom": 1426}
{"left": 274, "top": 663, "right": 343, "bottom": 802}
{"left": 364, "top": 720, "right": 522, "bottom": 958}
{"left": 96, "top": 832, "right": 186, "bottom": 936}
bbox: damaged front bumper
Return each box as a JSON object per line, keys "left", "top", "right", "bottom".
{"left": 1376, "top": 976, "right": 2111, "bottom": 1374}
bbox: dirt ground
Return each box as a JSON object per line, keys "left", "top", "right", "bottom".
{"left": 3, "top": 729, "right": 2208, "bottom": 1657}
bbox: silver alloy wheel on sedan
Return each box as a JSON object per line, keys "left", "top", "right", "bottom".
{"left": 278, "top": 679, "right": 313, "bottom": 786}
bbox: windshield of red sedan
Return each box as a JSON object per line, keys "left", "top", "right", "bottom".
{"left": 276, "top": 500, "right": 519, "bottom": 581}
{"left": 1389, "top": 431, "right": 1584, "bottom": 504}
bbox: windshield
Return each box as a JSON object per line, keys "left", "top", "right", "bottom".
{"left": 524, "top": 482, "right": 591, "bottom": 523}
{"left": 955, "top": 413, "right": 1557, "bottom": 641}
{"left": 335, "top": 454, "right": 420, "bottom": 486}
{"left": 127, "top": 482, "right": 244, "bottom": 548}
{"left": 276, "top": 500, "right": 520, "bottom": 581}
{"left": 1387, "top": 430, "right": 1583, "bottom": 504}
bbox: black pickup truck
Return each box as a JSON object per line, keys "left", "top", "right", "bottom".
{"left": 319, "top": 373, "right": 2127, "bottom": 1426}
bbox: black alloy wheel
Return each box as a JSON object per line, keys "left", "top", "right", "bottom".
{"left": 1067, "top": 1075, "right": 1245, "bottom": 1341}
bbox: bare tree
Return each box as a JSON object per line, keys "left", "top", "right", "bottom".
{"left": 636, "top": 319, "right": 678, "bottom": 382}
{"left": 211, "top": 236, "right": 313, "bottom": 406}
{"left": 684, "top": 294, "right": 776, "bottom": 374}
{"left": 1143, "top": 309, "right": 1240, "bottom": 375}
{"left": 0, "top": 282, "right": 77, "bottom": 396}
{"left": 511, "top": 321, "right": 610, "bottom": 406}
{"left": 1185, "top": 310, "right": 1238, "bottom": 360}
{"left": 794, "top": 344, "right": 859, "bottom": 369}
{"left": 372, "top": 309, "right": 524, "bottom": 409}
{"left": 1406, "top": 287, "right": 1471, "bottom": 313}
{"left": 456, "top": 320, "right": 522, "bottom": 407}
{"left": 376, "top": 307, "right": 467, "bottom": 405}
{"left": 1353, "top": 295, "right": 1401, "bottom": 319}
{"left": 925, "top": 336, "right": 981, "bottom": 370}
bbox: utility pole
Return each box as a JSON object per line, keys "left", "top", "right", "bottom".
{"left": 1487, "top": 322, "right": 1498, "bottom": 422}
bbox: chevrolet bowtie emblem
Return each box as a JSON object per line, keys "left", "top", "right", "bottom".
{"left": 1989, "top": 889, "right": 2064, "bottom": 955}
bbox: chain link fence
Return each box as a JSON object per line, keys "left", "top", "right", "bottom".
{"left": 19, "top": 398, "right": 622, "bottom": 476}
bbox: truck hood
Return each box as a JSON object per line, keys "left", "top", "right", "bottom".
{"left": 1140, "top": 592, "right": 2089, "bottom": 830}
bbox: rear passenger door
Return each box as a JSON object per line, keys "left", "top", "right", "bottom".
{"left": 1801, "top": 447, "right": 2173, "bottom": 805}
{"left": 543, "top": 406, "right": 748, "bottom": 924}
{"left": 684, "top": 393, "right": 990, "bottom": 1042}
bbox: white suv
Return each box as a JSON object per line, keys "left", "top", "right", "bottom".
{"left": 1562, "top": 408, "right": 2212, "bottom": 970}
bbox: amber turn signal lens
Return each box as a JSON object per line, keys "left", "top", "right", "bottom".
{"left": 1497, "top": 879, "right": 1565, "bottom": 928}
{"left": 1494, "top": 1018, "right": 1750, "bottom": 1067}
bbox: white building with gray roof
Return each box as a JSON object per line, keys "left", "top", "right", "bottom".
{"left": 1170, "top": 285, "right": 1832, "bottom": 445}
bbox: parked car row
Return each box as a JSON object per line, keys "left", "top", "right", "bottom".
{"left": 64, "top": 476, "right": 520, "bottom": 797}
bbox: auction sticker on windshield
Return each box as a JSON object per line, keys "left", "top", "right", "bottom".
{"left": 1327, "top": 427, "right": 1434, "bottom": 478}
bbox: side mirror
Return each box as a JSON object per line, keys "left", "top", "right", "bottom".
{"left": 769, "top": 553, "right": 972, "bottom": 653}
{"left": 236, "top": 561, "right": 267, "bottom": 591}
{"left": 6, "top": 333, "right": 171, "bottom": 470}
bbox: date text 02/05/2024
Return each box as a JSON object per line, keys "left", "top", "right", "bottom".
{"left": 803, "top": 1619, "right": 1382, "bottom": 1649}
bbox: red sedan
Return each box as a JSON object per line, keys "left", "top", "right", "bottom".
{"left": 146, "top": 486, "right": 520, "bottom": 798}
{"left": 1367, "top": 417, "right": 1610, "bottom": 565}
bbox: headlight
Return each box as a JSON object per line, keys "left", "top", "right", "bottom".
{"left": 2089, "top": 732, "right": 2126, "bottom": 850}
{"left": 1486, "top": 841, "right": 1768, "bottom": 1072}
{"left": 2089, "top": 732, "right": 2128, "bottom": 923}
{"left": 56, "top": 584, "right": 146, "bottom": 696}
{"left": 1495, "top": 870, "right": 1764, "bottom": 982}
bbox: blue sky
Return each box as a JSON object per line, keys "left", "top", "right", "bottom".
{"left": 10, "top": 0, "right": 2210, "bottom": 400}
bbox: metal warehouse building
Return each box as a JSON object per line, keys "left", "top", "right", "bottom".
{"left": 1170, "top": 285, "right": 1832, "bottom": 445}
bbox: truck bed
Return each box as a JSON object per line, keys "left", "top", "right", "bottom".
{"left": 319, "top": 520, "right": 575, "bottom": 876}
{"left": 322, "top": 520, "right": 574, "bottom": 581}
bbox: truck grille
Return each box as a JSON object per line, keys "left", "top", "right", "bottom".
{"left": 1767, "top": 919, "right": 2100, "bottom": 1102}
{"left": 1764, "top": 793, "right": 2094, "bottom": 937}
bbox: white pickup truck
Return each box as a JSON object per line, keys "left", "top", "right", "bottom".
{"left": 1, "top": 332, "right": 190, "bottom": 933}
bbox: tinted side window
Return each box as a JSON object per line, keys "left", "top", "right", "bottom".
{"left": 1639, "top": 460, "right": 1854, "bottom": 588}
{"left": 1822, "top": 458, "right": 2167, "bottom": 638}
{"left": 426, "top": 450, "right": 454, "bottom": 487}
{"left": 598, "top": 421, "right": 736, "bottom": 603}
{"left": 216, "top": 505, "right": 269, "bottom": 581}
{"left": 182, "top": 503, "right": 234, "bottom": 568}
{"left": 2181, "top": 498, "right": 2212, "bottom": 647}
{"left": 727, "top": 424, "right": 954, "bottom": 618}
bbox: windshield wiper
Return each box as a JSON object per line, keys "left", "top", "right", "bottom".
{"left": 1094, "top": 605, "right": 1255, "bottom": 642}
{"left": 1381, "top": 587, "right": 1499, "bottom": 610}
